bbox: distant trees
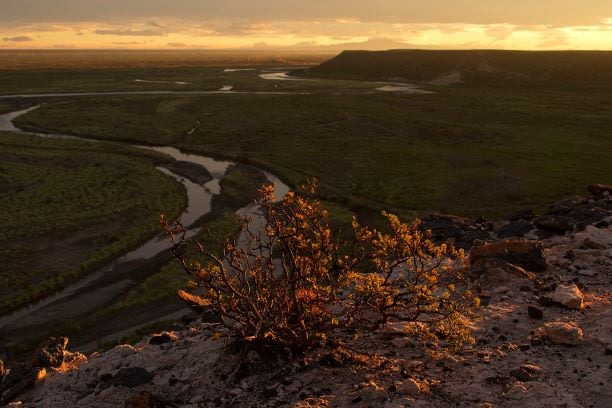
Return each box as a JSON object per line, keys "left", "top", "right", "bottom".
{"left": 162, "top": 181, "right": 478, "bottom": 354}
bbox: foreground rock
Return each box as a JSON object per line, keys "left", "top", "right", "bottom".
{"left": 110, "top": 367, "right": 154, "bottom": 388}
{"left": 397, "top": 378, "right": 421, "bottom": 396}
{"left": 587, "top": 183, "right": 612, "bottom": 198}
{"left": 538, "top": 322, "right": 584, "bottom": 346}
{"left": 421, "top": 186, "right": 612, "bottom": 246}
{"left": 6, "top": 189, "right": 612, "bottom": 407}
{"left": 551, "top": 284, "right": 584, "bottom": 310}
{"left": 469, "top": 239, "right": 547, "bottom": 286}
{"left": 0, "top": 337, "right": 72, "bottom": 405}
{"left": 510, "top": 364, "right": 545, "bottom": 382}
{"left": 419, "top": 213, "right": 492, "bottom": 249}
{"left": 32, "top": 337, "right": 69, "bottom": 369}
{"left": 582, "top": 225, "right": 612, "bottom": 248}
{"left": 149, "top": 332, "right": 178, "bottom": 346}
{"left": 470, "top": 239, "right": 547, "bottom": 272}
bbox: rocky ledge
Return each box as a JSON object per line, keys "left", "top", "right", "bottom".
{"left": 420, "top": 183, "right": 612, "bottom": 249}
{"left": 1, "top": 186, "right": 611, "bottom": 407}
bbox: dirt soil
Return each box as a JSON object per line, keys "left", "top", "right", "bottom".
{"left": 6, "top": 197, "right": 611, "bottom": 407}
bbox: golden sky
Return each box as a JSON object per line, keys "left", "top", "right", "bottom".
{"left": 1, "top": 1, "right": 612, "bottom": 50}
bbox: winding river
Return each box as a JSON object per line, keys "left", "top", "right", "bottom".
{"left": 0, "top": 73, "right": 431, "bottom": 350}
{"left": 0, "top": 107, "right": 289, "bottom": 348}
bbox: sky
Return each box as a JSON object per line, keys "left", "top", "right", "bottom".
{"left": 1, "top": 1, "right": 612, "bottom": 50}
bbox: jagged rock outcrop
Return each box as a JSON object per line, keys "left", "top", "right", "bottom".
{"left": 31, "top": 337, "right": 69, "bottom": 370}
{"left": 419, "top": 213, "right": 493, "bottom": 249}
{"left": 421, "top": 186, "right": 612, "bottom": 246}
{"left": 0, "top": 337, "right": 72, "bottom": 405}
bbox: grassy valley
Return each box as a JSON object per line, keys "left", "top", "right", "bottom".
{"left": 0, "top": 132, "right": 186, "bottom": 314}
{"left": 2, "top": 49, "right": 612, "bottom": 355}
{"left": 13, "top": 82, "right": 612, "bottom": 218}
{"left": 1, "top": 1, "right": 612, "bottom": 404}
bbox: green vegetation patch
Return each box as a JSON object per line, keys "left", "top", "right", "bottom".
{"left": 0, "top": 132, "right": 187, "bottom": 314}
{"left": 15, "top": 87, "right": 612, "bottom": 219}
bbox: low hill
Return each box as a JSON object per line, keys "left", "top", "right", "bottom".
{"left": 4, "top": 189, "right": 612, "bottom": 407}
{"left": 306, "top": 50, "right": 612, "bottom": 88}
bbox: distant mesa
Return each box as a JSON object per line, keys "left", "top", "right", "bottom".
{"left": 305, "top": 50, "right": 612, "bottom": 88}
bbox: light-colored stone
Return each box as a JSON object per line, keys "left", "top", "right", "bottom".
{"left": 398, "top": 378, "right": 421, "bottom": 396}
{"left": 551, "top": 284, "right": 584, "bottom": 310}
{"left": 517, "top": 363, "right": 546, "bottom": 379}
{"left": 540, "top": 322, "right": 584, "bottom": 346}
{"left": 583, "top": 226, "right": 612, "bottom": 248}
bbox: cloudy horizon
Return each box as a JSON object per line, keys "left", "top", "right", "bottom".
{"left": 1, "top": 1, "right": 611, "bottom": 50}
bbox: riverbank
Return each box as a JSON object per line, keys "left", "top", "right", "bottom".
{"left": 11, "top": 86, "right": 612, "bottom": 220}
{"left": 0, "top": 109, "right": 289, "bottom": 362}
{"left": 0, "top": 130, "right": 187, "bottom": 316}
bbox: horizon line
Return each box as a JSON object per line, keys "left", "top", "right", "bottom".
{"left": 2, "top": 48, "right": 612, "bottom": 52}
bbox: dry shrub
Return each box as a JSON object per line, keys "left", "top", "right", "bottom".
{"left": 162, "top": 182, "right": 477, "bottom": 354}
{"left": 350, "top": 213, "right": 478, "bottom": 353}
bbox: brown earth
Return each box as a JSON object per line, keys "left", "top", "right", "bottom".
{"left": 4, "top": 195, "right": 611, "bottom": 407}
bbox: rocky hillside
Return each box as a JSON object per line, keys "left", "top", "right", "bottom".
{"left": 1, "top": 185, "right": 611, "bottom": 407}
{"left": 305, "top": 50, "right": 612, "bottom": 88}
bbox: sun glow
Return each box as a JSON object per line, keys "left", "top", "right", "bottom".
{"left": 0, "top": 19, "right": 611, "bottom": 50}
{"left": 1, "top": 1, "right": 611, "bottom": 50}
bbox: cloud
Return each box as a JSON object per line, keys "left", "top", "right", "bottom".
{"left": 537, "top": 29, "right": 570, "bottom": 48}
{"left": 3, "top": 35, "right": 34, "bottom": 42}
{"left": 0, "top": 1, "right": 611, "bottom": 26}
{"left": 112, "top": 41, "right": 147, "bottom": 45}
{"left": 7, "top": 23, "right": 74, "bottom": 33}
{"left": 94, "top": 28, "right": 166, "bottom": 36}
{"left": 146, "top": 21, "right": 166, "bottom": 28}
{"left": 207, "top": 21, "right": 274, "bottom": 36}
{"left": 485, "top": 25, "right": 515, "bottom": 40}
{"left": 247, "top": 36, "right": 482, "bottom": 51}
{"left": 0, "top": 2, "right": 610, "bottom": 50}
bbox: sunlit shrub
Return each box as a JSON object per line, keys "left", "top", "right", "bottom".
{"left": 162, "top": 182, "right": 477, "bottom": 354}
{"left": 349, "top": 213, "right": 478, "bottom": 353}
